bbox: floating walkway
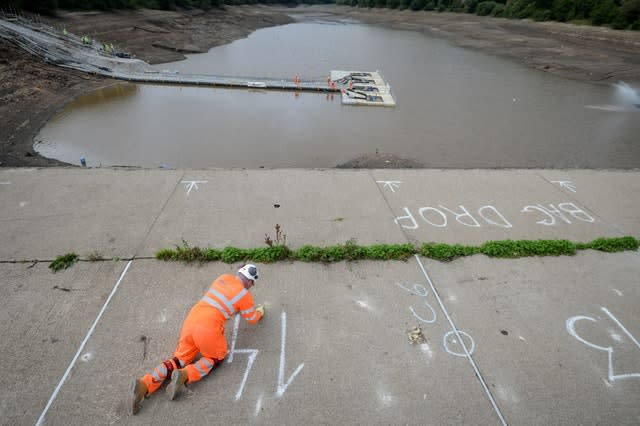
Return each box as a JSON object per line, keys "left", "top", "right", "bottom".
{"left": 0, "top": 13, "right": 396, "bottom": 107}
{"left": 116, "top": 69, "right": 396, "bottom": 107}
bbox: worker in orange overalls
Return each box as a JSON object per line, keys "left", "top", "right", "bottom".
{"left": 129, "top": 264, "right": 264, "bottom": 415}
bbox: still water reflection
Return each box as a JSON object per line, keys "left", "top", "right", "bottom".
{"left": 35, "top": 21, "right": 640, "bottom": 168}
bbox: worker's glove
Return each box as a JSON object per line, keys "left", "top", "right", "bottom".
{"left": 256, "top": 305, "right": 265, "bottom": 316}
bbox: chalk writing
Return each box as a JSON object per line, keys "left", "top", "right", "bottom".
{"left": 395, "top": 205, "right": 512, "bottom": 229}
{"left": 226, "top": 311, "right": 304, "bottom": 401}
{"left": 277, "top": 311, "right": 305, "bottom": 397}
{"left": 394, "top": 281, "right": 475, "bottom": 357}
{"left": 395, "top": 282, "right": 437, "bottom": 324}
{"left": 181, "top": 180, "right": 207, "bottom": 195}
{"left": 0, "top": 182, "right": 10, "bottom": 185}
{"left": 227, "top": 315, "right": 259, "bottom": 400}
{"left": 376, "top": 180, "right": 402, "bottom": 193}
{"left": 551, "top": 180, "right": 577, "bottom": 193}
{"left": 521, "top": 203, "right": 594, "bottom": 226}
{"left": 566, "top": 306, "right": 640, "bottom": 382}
{"left": 395, "top": 202, "right": 594, "bottom": 229}
{"left": 443, "top": 330, "right": 476, "bottom": 357}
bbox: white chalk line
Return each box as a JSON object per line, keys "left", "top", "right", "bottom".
{"left": 277, "top": 311, "right": 304, "bottom": 397}
{"left": 414, "top": 255, "right": 507, "bottom": 426}
{"left": 35, "top": 260, "right": 132, "bottom": 426}
{"left": 227, "top": 315, "right": 259, "bottom": 401}
{"left": 602, "top": 307, "right": 640, "bottom": 349}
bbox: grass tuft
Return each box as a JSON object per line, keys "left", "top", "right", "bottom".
{"left": 49, "top": 253, "right": 79, "bottom": 271}
{"left": 585, "top": 236, "right": 639, "bottom": 252}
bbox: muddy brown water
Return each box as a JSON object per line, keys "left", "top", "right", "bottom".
{"left": 35, "top": 21, "right": 640, "bottom": 168}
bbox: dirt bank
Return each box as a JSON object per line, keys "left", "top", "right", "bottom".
{"left": 1, "top": 5, "right": 639, "bottom": 167}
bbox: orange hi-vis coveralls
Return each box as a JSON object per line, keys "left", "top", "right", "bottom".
{"left": 141, "top": 274, "right": 263, "bottom": 394}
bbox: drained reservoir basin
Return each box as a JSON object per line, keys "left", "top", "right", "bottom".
{"left": 35, "top": 21, "right": 640, "bottom": 168}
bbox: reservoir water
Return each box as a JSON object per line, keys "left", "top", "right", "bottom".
{"left": 35, "top": 20, "right": 640, "bottom": 168}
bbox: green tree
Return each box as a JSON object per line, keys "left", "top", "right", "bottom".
{"left": 16, "top": 0, "right": 59, "bottom": 14}
{"left": 505, "top": 0, "right": 536, "bottom": 18}
{"left": 551, "top": 0, "right": 575, "bottom": 21}
{"left": 465, "top": 0, "right": 479, "bottom": 12}
{"left": 590, "top": 0, "right": 616, "bottom": 23}
{"left": 621, "top": 0, "right": 640, "bottom": 23}
{"left": 491, "top": 2, "right": 505, "bottom": 13}
{"left": 477, "top": 0, "right": 497, "bottom": 14}
{"left": 572, "top": 0, "right": 596, "bottom": 19}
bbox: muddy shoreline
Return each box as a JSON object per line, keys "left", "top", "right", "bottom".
{"left": 1, "top": 5, "right": 639, "bottom": 167}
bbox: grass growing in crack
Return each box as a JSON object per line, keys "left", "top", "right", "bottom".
{"left": 582, "top": 236, "right": 639, "bottom": 252}
{"left": 50, "top": 253, "right": 79, "bottom": 271}
{"left": 87, "top": 251, "right": 104, "bottom": 261}
{"left": 156, "top": 236, "right": 638, "bottom": 264}
{"left": 420, "top": 243, "right": 479, "bottom": 261}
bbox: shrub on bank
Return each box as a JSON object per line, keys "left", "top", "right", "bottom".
{"left": 476, "top": 1, "right": 498, "bottom": 16}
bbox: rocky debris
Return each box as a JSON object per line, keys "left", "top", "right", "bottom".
{"left": 337, "top": 152, "right": 425, "bottom": 169}
{"left": 407, "top": 325, "right": 426, "bottom": 344}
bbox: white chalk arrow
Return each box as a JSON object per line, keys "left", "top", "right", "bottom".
{"left": 181, "top": 180, "right": 207, "bottom": 195}
{"left": 277, "top": 311, "right": 304, "bottom": 397}
{"left": 376, "top": 180, "right": 402, "bottom": 193}
{"left": 551, "top": 180, "right": 577, "bottom": 193}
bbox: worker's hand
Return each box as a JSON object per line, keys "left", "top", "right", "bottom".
{"left": 256, "top": 304, "right": 265, "bottom": 317}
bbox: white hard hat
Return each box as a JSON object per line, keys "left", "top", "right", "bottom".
{"left": 238, "top": 264, "right": 259, "bottom": 281}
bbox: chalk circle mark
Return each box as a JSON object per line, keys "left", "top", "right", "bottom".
{"left": 410, "top": 303, "right": 437, "bottom": 324}
{"left": 443, "top": 330, "right": 476, "bottom": 357}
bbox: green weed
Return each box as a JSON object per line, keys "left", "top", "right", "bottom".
{"left": 479, "top": 239, "right": 576, "bottom": 258}
{"left": 155, "top": 236, "right": 638, "bottom": 264}
{"left": 585, "top": 236, "right": 639, "bottom": 252}
{"left": 49, "top": 253, "right": 79, "bottom": 271}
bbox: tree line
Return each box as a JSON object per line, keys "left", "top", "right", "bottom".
{"left": 4, "top": 0, "right": 638, "bottom": 29}
{"left": 335, "top": 0, "right": 640, "bottom": 29}
{"left": 2, "top": 0, "right": 333, "bottom": 14}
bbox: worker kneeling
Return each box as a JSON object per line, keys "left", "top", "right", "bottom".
{"left": 130, "top": 264, "right": 264, "bottom": 415}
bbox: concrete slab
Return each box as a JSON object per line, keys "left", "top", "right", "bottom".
{"left": 0, "top": 168, "right": 182, "bottom": 260}
{"left": 41, "top": 260, "right": 500, "bottom": 425}
{"left": 371, "top": 169, "right": 624, "bottom": 245}
{"left": 537, "top": 170, "right": 640, "bottom": 237}
{"left": 423, "top": 251, "right": 640, "bottom": 425}
{"left": 0, "top": 261, "right": 126, "bottom": 425}
{"left": 141, "top": 170, "right": 407, "bottom": 254}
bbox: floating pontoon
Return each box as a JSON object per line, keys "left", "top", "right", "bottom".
{"left": 330, "top": 70, "right": 396, "bottom": 107}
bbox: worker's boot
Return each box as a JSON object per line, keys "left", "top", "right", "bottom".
{"left": 129, "top": 379, "right": 148, "bottom": 415}
{"left": 167, "top": 368, "right": 188, "bottom": 401}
